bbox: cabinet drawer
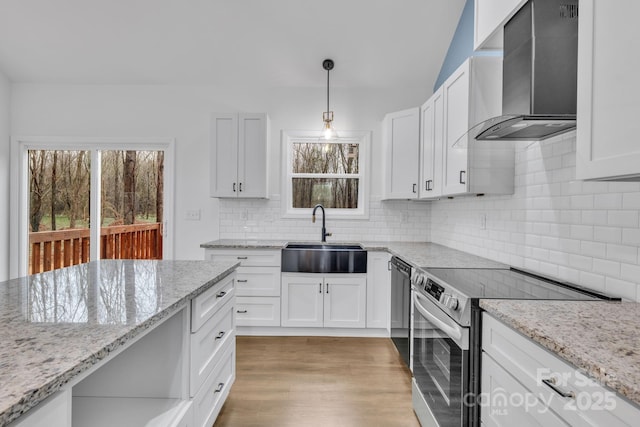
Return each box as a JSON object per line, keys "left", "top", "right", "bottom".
{"left": 191, "top": 273, "right": 234, "bottom": 332}
{"left": 190, "top": 298, "right": 235, "bottom": 397}
{"left": 483, "top": 313, "right": 638, "bottom": 426}
{"left": 205, "top": 249, "right": 281, "bottom": 267}
{"left": 235, "top": 296, "right": 281, "bottom": 327}
{"left": 193, "top": 342, "right": 235, "bottom": 427}
{"left": 482, "top": 353, "right": 568, "bottom": 426}
{"left": 235, "top": 266, "right": 280, "bottom": 296}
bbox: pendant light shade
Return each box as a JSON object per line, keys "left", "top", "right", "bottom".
{"left": 321, "top": 59, "right": 338, "bottom": 141}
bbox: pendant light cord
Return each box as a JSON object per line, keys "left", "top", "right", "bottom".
{"left": 326, "top": 67, "right": 330, "bottom": 114}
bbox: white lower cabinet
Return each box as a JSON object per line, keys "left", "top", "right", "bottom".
{"left": 19, "top": 273, "right": 237, "bottom": 427}
{"left": 366, "top": 251, "right": 391, "bottom": 330}
{"left": 482, "top": 313, "right": 639, "bottom": 426}
{"left": 205, "top": 249, "right": 281, "bottom": 328}
{"left": 281, "top": 273, "right": 367, "bottom": 328}
{"left": 235, "top": 296, "right": 281, "bottom": 326}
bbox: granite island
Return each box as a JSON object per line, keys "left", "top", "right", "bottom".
{"left": 0, "top": 259, "right": 238, "bottom": 427}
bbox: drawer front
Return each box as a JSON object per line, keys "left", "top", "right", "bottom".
{"left": 235, "top": 296, "right": 281, "bottom": 327}
{"left": 483, "top": 313, "right": 637, "bottom": 426}
{"left": 193, "top": 342, "right": 235, "bottom": 427}
{"left": 190, "top": 298, "right": 235, "bottom": 397}
{"left": 205, "top": 249, "right": 281, "bottom": 267}
{"left": 235, "top": 266, "right": 280, "bottom": 296}
{"left": 481, "top": 353, "right": 569, "bottom": 426}
{"left": 191, "top": 273, "right": 234, "bottom": 332}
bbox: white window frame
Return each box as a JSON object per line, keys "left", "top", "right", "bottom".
{"left": 9, "top": 136, "right": 175, "bottom": 278}
{"left": 281, "top": 130, "right": 370, "bottom": 219}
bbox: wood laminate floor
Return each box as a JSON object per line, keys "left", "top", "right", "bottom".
{"left": 214, "top": 336, "right": 420, "bottom": 427}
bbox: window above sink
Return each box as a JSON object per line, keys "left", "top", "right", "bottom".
{"left": 281, "top": 130, "right": 370, "bottom": 219}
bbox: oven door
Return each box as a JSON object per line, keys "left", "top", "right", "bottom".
{"left": 412, "top": 289, "right": 469, "bottom": 427}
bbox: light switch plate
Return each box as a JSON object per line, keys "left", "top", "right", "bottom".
{"left": 185, "top": 209, "right": 201, "bottom": 221}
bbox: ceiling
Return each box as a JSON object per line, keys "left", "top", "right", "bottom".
{"left": 0, "top": 0, "right": 466, "bottom": 89}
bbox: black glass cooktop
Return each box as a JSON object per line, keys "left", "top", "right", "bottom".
{"left": 423, "top": 267, "right": 615, "bottom": 301}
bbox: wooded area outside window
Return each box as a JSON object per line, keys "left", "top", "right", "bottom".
{"left": 10, "top": 137, "right": 174, "bottom": 278}
{"left": 283, "top": 131, "right": 369, "bottom": 218}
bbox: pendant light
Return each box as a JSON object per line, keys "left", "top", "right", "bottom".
{"left": 321, "top": 59, "right": 338, "bottom": 141}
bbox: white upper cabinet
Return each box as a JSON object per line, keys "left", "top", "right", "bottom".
{"left": 382, "top": 107, "right": 420, "bottom": 200}
{"left": 576, "top": 0, "right": 640, "bottom": 181}
{"left": 419, "top": 87, "right": 444, "bottom": 199}
{"left": 210, "top": 113, "right": 270, "bottom": 198}
{"left": 474, "top": 0, "right": 527, "bottom": 50}
{"left": 441, "top": 57, "right": 514, "bottom": 197}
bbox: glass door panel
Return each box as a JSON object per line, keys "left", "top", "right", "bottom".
{"left": 28, "top": 150, "right": 91, "bottom": 274}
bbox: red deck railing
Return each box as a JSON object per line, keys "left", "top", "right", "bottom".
{"left": 29, "top": 223, "right": 163, "bottom": 274}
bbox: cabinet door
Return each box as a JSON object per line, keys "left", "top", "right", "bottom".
{"left": 210, "top": 113, "right": 239, "bottom": 198}
{"left": 366, "top": 252, "right": 391, "bottom": 330}
{"left": 419, "top": 88, "right": 444, "bottom": 199}
{"left": 237, "top": 113, "right": 269, "bottom": 198}
{"left": 383, "top": 107, "right": 420, "bottom": 199}
{"left": 442, "top": 61, "right": 471, "bottom": 196}
{"left": 474, "top": 0, "right": 527, "bottom": 50}
{"left": 323, "top": 275, "right": 367, "bottom": 328}
{"left": 281, "top": 275, "right": 324, "bottom": 327}
{"left": 576, "top": 0, "right": 640, "bottom": 180}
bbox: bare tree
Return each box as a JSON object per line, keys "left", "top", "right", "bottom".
{"left": 29, "top": 150, "right": 47, "bottom": 232}
{"left": 156, "top": 151, "right": 164, "bottom": 224}
{"left": 123, "top": 150, "right": 136, "bottom": 225}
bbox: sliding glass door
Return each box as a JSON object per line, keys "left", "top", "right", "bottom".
{"left": 12, "top": 138, "right": 174, "bottom": 277}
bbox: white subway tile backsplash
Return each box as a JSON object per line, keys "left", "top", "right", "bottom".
{"left": 607, "top": 210, "right": 639, "bottom": 228}
{"left": 606, "top": 244, "right": 638, "bottom": 263}
{"left": 430, "top": 136, "right": 640, "bottom": 301}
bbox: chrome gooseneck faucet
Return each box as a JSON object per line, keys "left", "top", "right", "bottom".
{"left": 312, "top": 204, "right": 332, "bottom": 242}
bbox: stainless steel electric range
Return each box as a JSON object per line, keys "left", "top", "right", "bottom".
{"left": 409, "top": 267, "right": 619, "bottom": 427}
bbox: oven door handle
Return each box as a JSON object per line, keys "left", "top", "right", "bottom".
{"left": 413, "top": 291, "right": 463, "bottom": 342}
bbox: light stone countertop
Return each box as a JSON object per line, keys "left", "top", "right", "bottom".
{"left": 480, "top": 299, "right": 640, "bottom": 408}
{"left": 0, "top": 259, "right": 238, "bottom": 427}
{"left": 200, "top": 239, "right": 508, "bottom": 270}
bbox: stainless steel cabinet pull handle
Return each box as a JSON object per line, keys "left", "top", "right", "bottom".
{"left": 542, "top": 378, "right": 575, "bottom": 399}
{"left": 237, "top": 309, "right": 248, "bottom": 313}
{"left": 426, "top": 180, "right": 433, "bottom": 191}
{"left": 214, "top": 383, "right": 224, "bottom": 393}
{"left": 459, "top": 171, "right": 466, "bottom": 184}
{"left": 216, "top": 291, "right": 226, "bottom": 298}
{"left": 237, "top": 256, "right": 248, "bottom": 260}
{"left": 319, "top": 283, "right": 322, "bottom": 293}
{"left": 237, "top": 279, "right": 248, "bottom": 283}
{"left": 233, "top": 183, "right": 236, "bottom": 192}
{"left": 412, "top": 183, "right": 417, "bottom": 193}
{"left": 215, "top": 331, "right": 225, "bottom": 340}
{"left": 239, "top": 182, "right": 242, "bottom": 192}
{"left": 326, "top": 283, "right": 329, "bottom": 293}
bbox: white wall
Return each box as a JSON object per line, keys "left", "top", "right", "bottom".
{"left": 10, "top": 84, "right": 428, "bottom": 260}
{"left": 218, "top": 197, "right": 430, "bottom": 243}
{"left": 431, "top": 133, "right": 640, "bottom": 302}
{"left": 0, "top": 71, "right": 10, "bottom": 280}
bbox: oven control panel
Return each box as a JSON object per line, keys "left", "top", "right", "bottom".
{"left": 425, "top": 278, "right": 444, "bottom": 301}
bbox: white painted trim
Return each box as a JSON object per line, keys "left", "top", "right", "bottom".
{"left": 10, "top": 136, "right": 175, "bottom": 278}
{"left": 280, "top": 130, "right": 371, "bottom": 220}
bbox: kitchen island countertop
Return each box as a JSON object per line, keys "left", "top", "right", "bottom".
{"left": 480, "top": 299, "right": 640, "bottom": 408}
{"left": 0, "top": 259, "right": 238, "bottom": 426}
{"left": 200, "top": 239, "right": 508, "bottom": 270}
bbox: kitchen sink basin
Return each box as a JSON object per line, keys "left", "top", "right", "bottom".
{"left": 281, "top": 242, "right": 367, "bottom": 273}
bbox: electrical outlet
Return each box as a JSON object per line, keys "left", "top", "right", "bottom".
{"left": 240, "top": 208, "right": 249, "bottom": 221}
{"left": 185, "top": 209, "right": 200, "bottom": 221}
{"left": 479, "top": 213, "right": 487, "bottom": 230}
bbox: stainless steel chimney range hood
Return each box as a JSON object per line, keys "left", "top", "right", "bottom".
{"left": 475, "top": 0, "right": 579, "bottom": 141}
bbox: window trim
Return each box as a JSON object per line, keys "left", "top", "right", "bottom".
{"left": 281, "top": 130, "right": 370, "bottom": 219}
{"left": 10, "top": 136, "right": 175, "bottom": 278}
